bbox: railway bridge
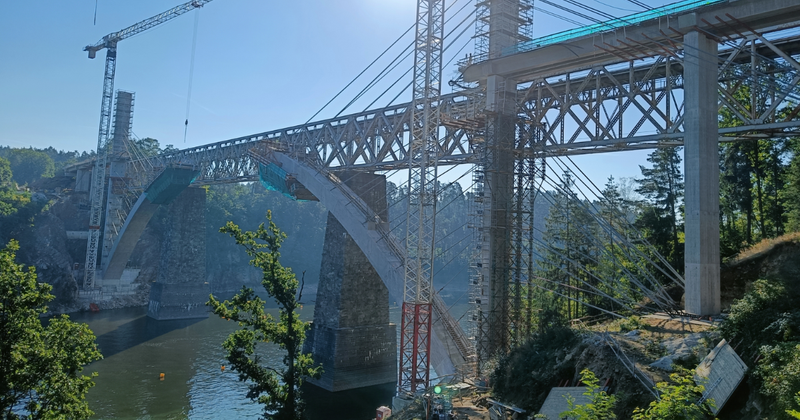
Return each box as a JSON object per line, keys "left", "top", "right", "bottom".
{"left": 74, "top": 0, "right": 800, "bottom": 392}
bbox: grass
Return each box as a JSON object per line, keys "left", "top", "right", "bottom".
{"left": 725, "top": 231, "right": 800, "bottom": 266}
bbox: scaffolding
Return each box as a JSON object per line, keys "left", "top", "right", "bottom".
{"left": 474, "top": 0, "right": 534, "bottom": 61}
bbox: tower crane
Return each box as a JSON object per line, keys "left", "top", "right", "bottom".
{"left": 83, "top": 0, "right": 213, "bottom": 289}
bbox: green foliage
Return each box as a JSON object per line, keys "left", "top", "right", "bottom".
{"left": 491, "top": 325, "right": 579, "bottom": 413}
{"left": 719, "top": 279, "right": 800, "bottom": 357}
{"left": 536, "top": 171, "right": 602, "bottom": 320}
{"left": 0, "top": 165, "right": 46, "bottom": 244}
{"left": 617, "top": 316, "right": 643, "bottom": 333}
{"left": 631, "top": 368, "right": 714, "bottom": 420}
{"left": 635, "top": 147, "right": 684, "bottom": 274}
{"left": 0, "top": 240, "right": 102, "bottom": 419}
{"left": 786, "top": 392, "right": 800, "bottom": 419}
{"left": 0, "top": 149, "right": 55, "bottom": 186}
{"left": 559, "top": 369, "right": 616, "bottom": 420}
{"left": 207, "top": 211, "right": 321, "bottom": 420}
{"left": 204, "top": 183, "right": 327, "bottom": 289}
{"left": 754, "top": 343, "right": 800, "bottom": 419}
{"left": 719, "top": 278, "right": 800, "bottom": 419}
{"left": 0, "top": 158, "right": 12, "bottom": 188}
{"left": 785, "top": 149, "right": 800, "bottom": 233}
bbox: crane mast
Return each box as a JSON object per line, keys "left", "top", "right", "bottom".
{"left": 83, "top": 0, "right": 213, "bottom": 289}
{"left": 399, "top": 0, "right": 445, "bottom": 395}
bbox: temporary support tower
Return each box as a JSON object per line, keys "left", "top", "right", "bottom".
{"left": 399, "top": 0, "right": 445, "bottom": 395}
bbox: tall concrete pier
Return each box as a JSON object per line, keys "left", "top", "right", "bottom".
{"left": 147, "top": 187, "right": 209, "bottom": 320}
{"left": 683, "top": 27, "right": 721, "bottom": 315}
{"left": 304, "top": 172, "right": 397, "bottom": 392}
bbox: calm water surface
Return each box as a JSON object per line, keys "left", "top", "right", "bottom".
{"left": 71, "top": 306, "right": 397, "bottom": 420}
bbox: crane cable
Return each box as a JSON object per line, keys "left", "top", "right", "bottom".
{"left": 184, "top": 9, "right": 201, "bottom": 143}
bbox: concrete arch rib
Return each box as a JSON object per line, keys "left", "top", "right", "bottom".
{"left": 101, "top": 193, "right": 159, "bottom": 280}
{"left": 270, "top": 151, "right": 473, "bottom": 378}
{"left": 101, "top": 167, "right": 199, "bottom": 280}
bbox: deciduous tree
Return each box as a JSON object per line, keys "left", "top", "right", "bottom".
{"left": 0, "top": 240, "right": 102, "bottom": 419}
{"left": 207, "top": 211, "right": 321, "bottom": 420}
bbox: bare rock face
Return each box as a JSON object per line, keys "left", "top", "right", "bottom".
{"left": 27, "top": 211, "right": 80, "bottom": 313}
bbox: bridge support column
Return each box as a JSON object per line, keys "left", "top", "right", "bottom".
{"left": 147, "top": 187, "right": 209, "bottom": 320}
{"left": 478, "top": 74, "right": 517, "bottom": 363}
{"left": 683, "top": 30, "right": 720, "bottom": 315}
{"left": 303, "top": 172, "right": 396, "bottom": 392}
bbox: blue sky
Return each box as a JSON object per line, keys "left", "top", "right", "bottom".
{"left": 0, "top": 0, "right": 674, "bottom": 188}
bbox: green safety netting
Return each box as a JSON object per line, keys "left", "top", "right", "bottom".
{"left": 503, "top": 0, "right": 726, "bottom": 57}
{"left": 258, "top": 162, "right": 295, "bottom": 200}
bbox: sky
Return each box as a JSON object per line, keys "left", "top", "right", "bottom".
{"left": 0, "top": 0, "right": 675, "bottom": 189}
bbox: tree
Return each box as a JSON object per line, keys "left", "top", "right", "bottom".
{"left": 207, "top": 211, "right": 321, "bottom": 420}
{"left": 635, "top": 147, "right": 684, "bottom": 275}
{"left": 787, "top": 392, "right": 800, "bottom": 419}
{"left": 0, "top": 149, "right": 55, "bottom": 186}
{"left": 559, "top": 369, "right": 616, "bottom": 420}
{"left": 755, "top": 343, "right": 800, "bottom": 420}
{"left": 537, "top": 171, "right": 599, "bottom": 319}
{"left": 631, "top": 368, "right": 714, "bottom": 420}
{"left": 783, "top": 146, "right": 800, "bottom": 232}
{"left": 0, "top": 240, "right": 102, "bottom": 419}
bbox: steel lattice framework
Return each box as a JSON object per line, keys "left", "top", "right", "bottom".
{"left": 84, "top": 47, "right": 116, "bottom": 289}
{"left": 398, "top": 0, "right": 445, "bottom": 395}
{"left": 461, "top": 13, "right": 800, "bottom": 367}
{"left": 150, "top": 32, "right": 800, "bottom": 187}
{"left": 158, "top": 94, "right": 477, "bottom": 181}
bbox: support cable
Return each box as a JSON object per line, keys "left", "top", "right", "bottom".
{"left": 184, "top": 9, "right": 200, "bottom": 143}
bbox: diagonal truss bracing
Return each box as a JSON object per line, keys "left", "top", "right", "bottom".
{"left": 155, "top": 32, "right": 800, "bottom": 189}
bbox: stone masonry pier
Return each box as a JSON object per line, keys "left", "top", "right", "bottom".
{"left": 147, "top": 187, "right": 209, "bottom": 320}
{"left": 304, "top": 172, "right": 397, "bottom": 392}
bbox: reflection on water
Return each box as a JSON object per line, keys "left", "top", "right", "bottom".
{"left": 72, "top": 306, "right": 397, "bottom": 420}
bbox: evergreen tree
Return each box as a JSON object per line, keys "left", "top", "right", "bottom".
{"left": 537, "top": 171, "right": 598, "bottom": 319}
{"left": 783, "top": 144, "right": 800, "bottom": 232}
{"left": 635, "top": 147, "right": 684, "bottom": 274}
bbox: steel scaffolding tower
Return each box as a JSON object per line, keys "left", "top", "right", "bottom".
{"left": 470, "top": 0, "right": 534, "bottom": 368}
{"left": 399, "top": 0, "right": 445, "bottom": 395}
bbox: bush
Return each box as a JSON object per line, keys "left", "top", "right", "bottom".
{"left": 755, "top": 343, "right": 800, "bottom": 420}
{"left": 560, "top": 369, "right": 617, "bottom": 420}
{"left": 631, "top": 367, "right": 715, "bottom": 420}
{"left": 491, "top": 326, "right": 579, "bottom": 413}
{"left": 719, "top": 279, "right": 800, "bottom": 357}
{"left": 787, "top": 392, "right": 800, "bottom": 419}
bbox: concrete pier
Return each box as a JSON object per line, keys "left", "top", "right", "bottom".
{"left": 683, "top": 29, "right": 721, "bottom": 315}
{"left": 147, "top": 187, "right": 209, "bottom": 320}
{"left": 304, "top": 172, "right": 397, "bottom": 392}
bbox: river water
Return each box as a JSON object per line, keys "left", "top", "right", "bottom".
{"left": 70, "top": 306, "right": 399, "bottom": 420}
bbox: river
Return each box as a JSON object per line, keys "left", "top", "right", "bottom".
{"left": 70, "top": 306, "right": 399, "bottom": 420}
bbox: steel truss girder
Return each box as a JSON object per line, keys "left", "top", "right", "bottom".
{"left": 154, "top": 34, "right": 800, "bottom": 189}
{"left": 513, "top": 31, "right": 800, "bottom": 157}
{"left": 158, "top": 93, "right": 475, "bottom": 184}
